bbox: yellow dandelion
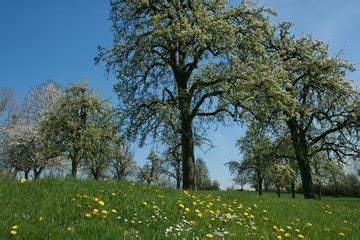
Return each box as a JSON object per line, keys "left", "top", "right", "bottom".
{"left": 94, "top": 197, "right": 99, "bottom": 202}
{"left": 298, "top": 234, "right": 304, "bottom": 239}
{"left": 190, "top": 220, "right": 196, "bottom": 225}
{"left": 11, "top": 226, "right": 18, "bottom": 230}
{"left": 98, "top": 200, "right": 105, "bottom": 206}
{"left": 295, "top": 229, "right": 300, "bottom": 233}
{"left": 206, "top": 233, "right": 214, "bottom": 238}
{"left": 111, "top": 192, "right": 116, "bottom": 196}
{"left": 20, "top": 178, "right": 27, "bottom": 184}
{"left": 101, "top": 210, "right": 108, "bottom": 214}
{"left": 279, "top": 228, "right": 285, "bottom": 233}
{"left": 286, "top": 226, "right": 292, "bottom": 230}
{"left": 339, "top": 233, "right": 345, "bottom": 237}
{"left": 285, "top": 233, "right": 290, "bottom": 237}
{"left": 277, "top": 236, "right": 282, "bottom": 240}
{"left": 93, "top": 209, "right": 99, "bottom": 214}
{"left": 185, "top": 208, "right": 190, "bottom": 212}
{"left": 306, "top": 223, "right": 312, "bottom": 228}
{"left": 111, "top": 209, "right": 117, "bottom": 213}
{"left": 39, "top": 216, "right": 44, "bottom": 222}
{"left": 178, "top": 203, "right": 184, "bottom": 209}
{"left": 10, "top": 230, "right": 17, "bottom": 235}
{"left": 143, "top": 201, "right": 148, "bottom": 206}
{"left": 84, "top": 213, "right": 91, "bottom": 218}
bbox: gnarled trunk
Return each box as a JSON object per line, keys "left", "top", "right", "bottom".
{"left": 287, "top": 119, "right": 315, "bottom": 199}
{"left": 181, "top": 120, "right": 195, "bottom": 190}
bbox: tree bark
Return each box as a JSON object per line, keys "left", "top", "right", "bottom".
{"left": 181, "top": 118, "right": 195, "bottom": 190}
{"left": 71, "top": 159, "right": 79, "bottom": 178}
{"left": 318, "top": 183, "right": 322, "bottom": 200}
{"left": 287, "top": 119, "right": 315, "bottom": 199}
{"left": 257, "top": 175, "right": 263, "bottom": 196}
{"left": 291, "top": 181, "right": 296, "bottom": 198}
{"left": 33, "top": 167, "right": 44, "bottom": 180}
{"left": 277, "top": 185, "right": 281, "bottom": 198}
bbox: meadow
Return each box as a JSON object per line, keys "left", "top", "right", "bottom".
{"left": 0, "top": 178, "right": 359, "bottom": 239}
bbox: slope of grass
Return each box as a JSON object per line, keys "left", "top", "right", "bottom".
{"left": 0, "top": 178, "right": 359, "bottom": 239}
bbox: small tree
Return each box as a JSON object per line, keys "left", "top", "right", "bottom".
{"left": 43, "top": 82, "right": 115, "bottom": 178}
{"left": 111, "top": 143, "right": 138, "bottom": 180}
{"left": 138, "top": 150, "right": 163, "bottom": 185}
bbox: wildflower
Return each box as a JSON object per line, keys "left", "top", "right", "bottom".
{"left": 185, "top": 208, "right": 190, "bottom": 213}
{"left": 143, "top": 201, "right": 148, "bottom": 206}
{"left": 253, "top": 204, "right": 258, "bottom": 208}
{"left": 67, "top": 226, "right": 74, "bottom": 232}
{"left": 111, "top": 192, "right": 116, "bottom": 196}
{"left": 11, "top": 226, "right": 18, "bottom": 230}
{"left": 236, "top": 221, "right": 243, "bottom": 226}
{"left": 153, "top": 205, "right": 159, "bottom": 210}
{"left": 263, "top": 217, "right": 269, "bottom": 221}
{"left": 190, "top": 220, "right": 196, "bottom": 225}
{"left": 39, "top": 216, "right": 44, "bottom": 222}
{"left": 101, "top": 210, "right": 108, "bottom": 215}
{"left": 196, "top": 213, "right": 203, "bottom": 218}
{"left": 195, "top": 209, "right": 201, "bottom": 214}
{"left": 279, "top": 228, "right": 285, "bottom": 233}
{"left": 277, "top": 236, "right": 282, "bottom": 240}
{"left": 263, "top": 210, "right": 267, "bottom": 213}
{"left": 206, "top": 233, "right": 214, "bottom": 238}
{"left": 20, "top": 178, "right": 27, "bottom": 184}
{"left": 93, "top": 209, "right": 99, "bottom": 214}
{"left": 85, "top": 213, "right": 91, "bottom": 218}
{"left": 94, "top": 197, "right": 99, "bottom": 202}
{"left": 286, "top": 226, "right": 292, "bottom": 230}
{"left": 98, "top": 200, "right": 105, "bottom": 206}
{"left": 178, "top": 203, "right": 184, "bottom": 209}
{"left": 10, "top": 230, "right": 17, "bottom": 235}
{"left": 295, "top": 229, "right": 300, "bottom": 233}
{"left": 306, "top": 223, "right": 312, "bottom": 228}
{"left": 273, "top": 225, "right": 278, "bottom": 231}
{"left": 284, "top": 233, "right": 290, "bottom": 237}
{"left": 111, "top": 209, "right": 117, "bottom": 213}
{"left": 298, "top": 234, "right": 304, "bottom": 239}
{"left": 339, "top": 233, "right": 345, "bottom": 237}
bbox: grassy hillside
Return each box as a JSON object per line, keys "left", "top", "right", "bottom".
{"left": 0, "top": 179, "right": 359, "bottom": 239}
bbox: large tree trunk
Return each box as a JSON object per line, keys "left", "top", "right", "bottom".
{"left": 181, "top": 119, "right": 196, "bottom": 190}
{"left": 287, "top": 119, "right": 315, "bottom": 199}
{"left": 71, "top": 159, "right": 79, "bottom": 178}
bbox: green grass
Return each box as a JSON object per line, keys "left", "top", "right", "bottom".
{"left": 0, "top": 178, "right": 359, "bottom": 239}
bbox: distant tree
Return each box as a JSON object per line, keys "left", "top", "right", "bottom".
{"left": 1, "top": 81, "right": 64, "bottom": 179}
{"left": 226, "top": 124, "right": 276, "bottom": 196}
{"left": 84, "top": 110, "right": 120, "bottom": 180}
{"left": 97, "top": 1, "right": 273, "bottom": 189}
{"left": 138, "top": 150, "right": 163, "bottom": 185}
{"left": 111, "top": 143, "right": 138, "bottom": 180}
{"left": 43, "top": 82, "right": 116, "bottom": 178}
{"left": 269, "top": 163, "right": 296, "bottom": 198}
{"left": 195, "top": 157, "right": 211, "bottom": 190}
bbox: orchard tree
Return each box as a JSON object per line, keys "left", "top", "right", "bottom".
{"left": 195, "top": 157, "right": 211, "bottom": 190}
{"left": 111, "top": 143, "right": 138, "bottom": 180}
{"left": 1, "top": 80, "right": 64, "bottom": 179}
{"left": 263, "top": 23, "right": 359, "bottom": 198}
{"left": 43, "top": 82, "right": 117, "bottom": 178}
{"left": 227, "top": 124, "right": 276, "bottom": 196}
{"left": 96, "top": 1, "right": 273, "bottom": 189}
{"left": 139, "top": 150, "right": 163, "bottom": 185}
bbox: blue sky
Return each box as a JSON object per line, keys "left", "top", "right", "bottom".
{"left": 1, "top": 1, "right": 359, "bottom": 188}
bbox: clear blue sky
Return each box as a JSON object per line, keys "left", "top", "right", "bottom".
{"left": 1, "top": 1, "right": 359, "bottom": 188}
